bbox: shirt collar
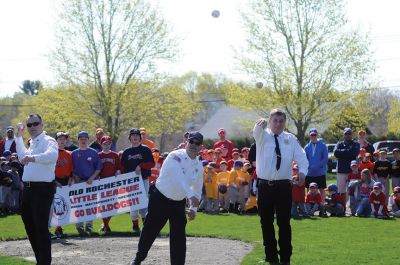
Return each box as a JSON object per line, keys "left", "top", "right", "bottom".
{"left": 32, "top": 131, "right": 45, "bottom": 141}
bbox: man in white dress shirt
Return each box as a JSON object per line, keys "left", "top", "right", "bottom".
{"left": 16, "top": 113, "right": 58, "bottom": 265}
{"left": 130, "top": 131, "right": 203, "bottom": 265}
{"left": 253, "top": 109, "right": 308, "bottom": 265}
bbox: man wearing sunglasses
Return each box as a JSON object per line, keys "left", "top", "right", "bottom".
{"left": 253, "top": 109, "right": 308, "bottom": 265}
{"left": 130, "top": 131, "right": 204, "bottom": 265}
{"left": 15, "top": 113, "right": 58, "bottom": 265}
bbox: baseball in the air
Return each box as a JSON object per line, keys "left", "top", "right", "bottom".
{"left": 211, "top": 10, "right": 220, "bottom": 18}
{"left": 256, "top": 81, "right": 263, "bottom": 88}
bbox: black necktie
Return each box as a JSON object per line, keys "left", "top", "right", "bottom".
{"left": 274, "top": 134, "right": 281, "bottom": 170}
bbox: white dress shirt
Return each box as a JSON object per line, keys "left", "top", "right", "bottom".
{"left": 253, "top": 124, "right": 308, "bottom": 180}
{"left": 155, "top": 149, "right": 203, "bottom": 201}
{"left": 16, "top": 132, "right": 59, "bottom": 182}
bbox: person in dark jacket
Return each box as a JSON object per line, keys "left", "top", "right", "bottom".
{"left": 334, "top": 128, "right": 360, "bottom": 199}
{"left": 304, "top": 129, "right": 328, "bottom": 201}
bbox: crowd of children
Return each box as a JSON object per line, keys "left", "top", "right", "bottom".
{"left": 2, "top": 127, "right": 400, "bottom": 229}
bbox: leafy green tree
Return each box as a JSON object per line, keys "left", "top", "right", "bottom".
{"left": 387, "top": 95, "right": 400, "bottom": 135}
{"left": 236, "top": 0, "right": 374, "bottom": 145}
{"left": 19, "top": 80, "right": 41, "bottom": 96}
{"left": 50, "top": 0, "right": 178, "bottom": 142}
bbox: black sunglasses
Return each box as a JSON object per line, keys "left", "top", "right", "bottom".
{"left": 189, "top": 139, "right": 201, "bottom": 146}
{"left": 26, "top": 122, "right": 41, "bottom": 128}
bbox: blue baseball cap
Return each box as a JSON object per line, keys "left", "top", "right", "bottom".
{"left": 373, "top": 182, "right": 382, "bottom": 189}
{"left": 188, "top": 131, "right": 203, "bottom": 144}
{"left": 234, "top": 160, "right": 243, "bottom": 167}
{"left": 350, "top": 160, "right": 358, "bottom": 166}
{"left": 78, "top": 131, "right": 89, "bottom": 139}
{"left": 3, "top": 150, "right": 12, "bottom": 157}
{"left": 309, "top": 128, "right": 318, "bottom": 135}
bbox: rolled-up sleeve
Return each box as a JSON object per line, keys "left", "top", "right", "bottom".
{"left": 32, "top": 138, "right": 58, "bottom": 164}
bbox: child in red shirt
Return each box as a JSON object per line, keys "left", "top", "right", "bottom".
{"left": 305, "top": 182, "right": 324, "bottom": 216}
{"left": 291, "top": 164, "right": 307, "bottom": 218}
{"left": 359, "top": 153, "right": 374, "bottom": 175}
{"left": 98, "top": 136, "right": 121, "bottom": 232}
{"left": 389, "top": 186, "right": 400, "bottom": 217}
{"left": 368, "top": 182, "right": 388, "bottom": 218}
{"left": 348, "top": 160, "right": 361, "bottom": 181}
{"left": 325, "top": 184, "right": 345, "bottom": 217}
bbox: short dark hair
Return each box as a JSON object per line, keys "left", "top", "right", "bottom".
{"left": 269, "top": 108, "right": 286, "bottom": 120}
{"left": 27, "top": 113, "right": 42, "bottom": 122}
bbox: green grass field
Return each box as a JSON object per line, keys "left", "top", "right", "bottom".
{"left": 0, "top": 173, "right": 393, "bottom": 265}
{"left": 0, "top": 208, "right": 398, "bottom": 265}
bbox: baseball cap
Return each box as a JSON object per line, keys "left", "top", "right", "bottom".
{"left": 309, "top": 182, "right": 318, "bottom": 188}
{"left": 325, "top": 183, "right": 338, "bottom": 192}
{"left": 187, "top": 131, "right": 203, "bottom": 144}
{"left": 9, "top": 160, "right": 20, "bottom": 168}
{"left": 373, "top": 182, "right": 383, "bottom": 189}
{"left": 218, "top": 128, "right": 226, "bottom": 135}
{"left": 241, "top": 147, "right": 249, "bottom": 152}
{"left": 379, "top": 149, "right": 387, "bottom": 154}
{"left": 152, "top": 148, "right": 159, "bottom": 153}
{"left": 220, "top": 161, "right": 228, "bottom": 166}
{"left": 95, "top": 128, "right": 104, "bottom": 134}
{"left": 350, "top": 160, "right": 358, "bottom": 166}
{"left": 343, "top": 128, "right": 352, "bottom": 134}
{"left": 243, "top": 162, "right": 251, "bottom": 167}
{"left": 232, "top": 148, "right": 239, "bottom": 153}
{"left": 11, "top": 153, "right": 17, "bottom": 157}
{"left": 55, "top": 132, "right": 68, "bottom": 140}
{"left": 3, "top": 150, "right": 12, "bottom": 157}
{"left": 309, "top": 128, "right": 318, "bottom": 136}
{"left": 129, "top": 128, "right": 141, "bottom": 137}
{"left": 6, "top": 126, "right": 14, "bottom": 132}
{"left": 207, "top": 162, "right": 217, "bottom": 168}
{"left": 101, "top": 136, "right": 112, "bottom": 144}
{"left": 78, "top": 131, "right": 89, "bottom": 139}
{"left": 234, "top": 160, "right": 243, "bottom": 167}
{"left": 393, "top": 186, "right": 400, "bottom": 194}
{"left": 202, "top": 160, "right": 209, "bottom": 167}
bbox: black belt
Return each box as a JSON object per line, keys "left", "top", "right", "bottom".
{"left": 23, "top": 181, "right": 54, "bottom": 188}
{"left": 258, "top": 179, "right": 291, "bottom": 186}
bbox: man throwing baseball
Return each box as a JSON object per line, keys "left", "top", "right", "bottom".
{"left": 130, "top": 131, "right": 204, "bottom": 265}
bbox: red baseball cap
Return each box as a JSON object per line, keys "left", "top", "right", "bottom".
{"left": 218, "top": 128, "right": 226, "bottom": 135}
{"left": 101, "top": 136, "right": 112, "bottom": 144}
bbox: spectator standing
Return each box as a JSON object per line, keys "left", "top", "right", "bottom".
{"left": 213, "top": 128, "right": 234, "bottom": 160}
{"left": 304, "top": 128, "right": 328, "bottom": 200}
{"left": 333, "top": 128, "right": 360, "bottom": 200}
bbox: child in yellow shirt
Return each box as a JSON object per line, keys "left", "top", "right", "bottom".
{"left": 204, "top": 162, "right": 219, "bottom": 213}
{"left": 217, "top": 161, "right": 231, "bottom": 213}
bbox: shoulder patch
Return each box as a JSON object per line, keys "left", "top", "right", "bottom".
{"left": 173, "top": 155, "right": 181, "bottom": 163}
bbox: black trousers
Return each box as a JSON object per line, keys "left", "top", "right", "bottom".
{"left": 135, "top": 186, "right": 187, "bottom": 265}
{"left": 21, "top": 183, "right": 54, "bottom": 265}
{"left": 257, "top": 181, "right": 292, "bottom": 263}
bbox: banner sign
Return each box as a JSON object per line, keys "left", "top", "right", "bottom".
{"left": 50, "top": 172, "right": 148, "bottom": 227}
